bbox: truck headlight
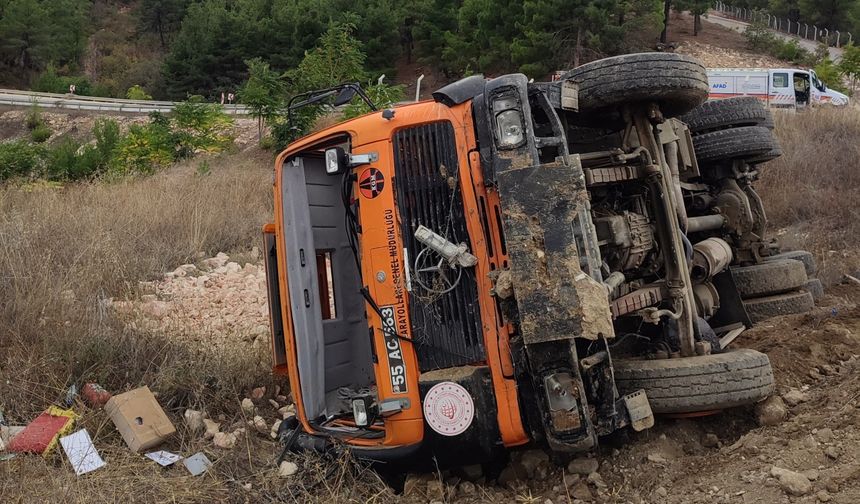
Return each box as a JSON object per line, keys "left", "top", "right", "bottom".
{"left": 493, "top": 96, "right": 524, "bottom": 149}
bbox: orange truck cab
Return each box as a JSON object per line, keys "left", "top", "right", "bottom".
{"left": 263, "top": 75, "right": 655, "bottom": 467}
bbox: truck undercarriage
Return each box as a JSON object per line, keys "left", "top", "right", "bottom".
{"left": 263, "top": 53, "right": 794, "bottom": 469}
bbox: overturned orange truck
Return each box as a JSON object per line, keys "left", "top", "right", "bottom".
{"left": 262, "top": 53, "right": 775, "bottom": 466}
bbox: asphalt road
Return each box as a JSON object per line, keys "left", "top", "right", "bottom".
{"left": 704, "top": 12, "right": 844, "bottom": 61}
{"left": 0, "top": 88, "right": 250, "bottom": 115}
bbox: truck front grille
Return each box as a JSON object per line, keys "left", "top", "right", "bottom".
{"left": 393, "top": 122, "right": 485, "bottom": 371}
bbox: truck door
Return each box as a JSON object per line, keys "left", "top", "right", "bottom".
{"left": 769, "top": 71, "right": 795, "bottom": 108}
{"left": 792, "top": 71, "right": 811, "bottom": 108}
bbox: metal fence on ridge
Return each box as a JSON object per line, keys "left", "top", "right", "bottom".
{"left": 713, "top": 1, "right": 853, "bottom": 48}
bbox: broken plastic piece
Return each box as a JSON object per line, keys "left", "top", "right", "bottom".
{"left": 145, "top": 450, "right": 183, "bottom": 467}
{"left": 8, "top": 406, "right": 77, "bottom": 456}
{"left": 60, "top": 429, "right": 105, "bottom": 475}
{"left": 183, "top": 452, "right": 213, "bottom": 476}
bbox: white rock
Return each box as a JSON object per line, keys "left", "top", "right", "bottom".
{"left": 241, "top": 397, "right": 255, "bottom": 415}
{"left": 213, "top": 431, "right": 237, "bottom": 449}
{"left": 184, "top": 409, "right": 205, "bottom": 432}
{"left": 278, "top": 460, "right": 298, "bottom": 478}
{"left": 755, "top": 396, "right": 788, "bottom": 426}
{"left": 270, "top": 419, "right": 282, "bottom": 439}
{"left": 770, "top": 466, "right": 812, "bottom": 496}
{"left": 782, "top": 389, "right": 809, "bottom": 407}
{"left": 278, "top": 404, "right": 296, "bottom": 419}
{"left": 251, "top": 415, "right": 267, "bottom": 434}
{"left": 203, "top": 418, "right": 221, "bottom": 439}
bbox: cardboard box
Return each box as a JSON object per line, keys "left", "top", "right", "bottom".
{"left": 106, "top": 386, "right": 176, "bottom": 452}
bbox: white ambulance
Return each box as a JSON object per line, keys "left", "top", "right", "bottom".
{"left": 707, "top": 68, "right": 849, "bottom": 108}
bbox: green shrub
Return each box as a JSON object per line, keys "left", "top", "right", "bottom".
{"left": 45, "top": 139, "right": 81, "bottom": 181}
{"left": 93, "top": 118, "right": 120, "bottom": 163}
{"left": 112, "top": 121, "right": 176, "bottom": 175}
{"left": 259, "top": 135, "right": 275, "bottom": 150}
{"left": 30, "top": 124, "right": 52, "bottom": 143}
{"left": 0, "top": 141, "right": 44, "bottom": 181}
{"left": 171, "top": 98, "right": 235, "bottom": 154}
{"left": 25, "top": 103, "right": 44, "bottom": 131}
{"left": 126, "top": 85, "right": 153, "bottom": 100}
{"left": 32, "top": 66, "right": 92, "bottom": 95}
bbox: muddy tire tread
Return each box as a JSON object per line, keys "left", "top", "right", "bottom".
{"left": 614, "top": 349, "right": 775, "bottom": 413}
{"left": 564, "top": 53, "right": 709, "bottom": 117}
{"left": 744, "top": 291, "right": 815, "bottom": 323}
{"left": 732, "top": 259, "right": 808, "bottom": 299}
{"left": 681, "top": 97, "right": 771, "bottom": 133}
{"left": 692, "top": 126, "right": 776, "bottom": 164}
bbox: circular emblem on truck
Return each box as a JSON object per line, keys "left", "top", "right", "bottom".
{"left": 423, "top": 381, "right": 474, "bottom": 436}
{"left": 359, "top": 168, "right": 385, "bottom": 199}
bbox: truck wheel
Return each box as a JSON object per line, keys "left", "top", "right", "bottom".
{"left": 681, "top": 97, "right": 771, "bottom": 134}
{"left": 563, "top": 53, "right": 709, "bottom": 117}
{"left": 765, "top": 250, "right": 818, "bottom": 277}
{"left": 744, "top": 291, "right": 815, "bottom": 322}
{"left": 613, "top": 349, "right": 775, "bottom": 414}
{"left": 803, "top": 278, "right": 824, "bottom": 302}
{"left": 692, "top": 126, "right": 776, "bottom": 165}
{"left": 732, "top": 259, "right": 808, "bottom": 299}
{"left": 748, "top": 145, "right": 783, "bottom": 164}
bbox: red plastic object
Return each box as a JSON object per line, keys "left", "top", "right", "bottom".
{"left": 7, "top": 407, "right": 76, "bottom": 455}
{"left": 83, "top": 383, "right": 112, "bottom": 408}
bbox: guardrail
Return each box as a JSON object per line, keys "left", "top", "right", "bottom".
{"left": 714, "top": 1, "right": 853, "bottom": 48}
{"left": 0, "top": 88, "right": 251, "bottom": 115}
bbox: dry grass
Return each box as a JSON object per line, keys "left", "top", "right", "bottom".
{"left": 0, "top": 149, "right": 393, "bottom": 503}
{"left": 757, "top": 108, "right": 860, "bottom": 284}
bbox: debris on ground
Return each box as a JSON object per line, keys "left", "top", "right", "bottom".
{"left": 145, "top": 450, "right": 183, "bottom": 467}
{"left": 182, "top": 452, "right": 213, "bottom": 476}
{"left": 7, "top": 406, "right": 77, "bottom": 456}
{"left": 278, "top": 460, "right": 298, "bottom": 478}
{"left": 213, "top": 431, "right": 238, "bottom": 449}
{"left": 105, "top": 386, "right": 176, "bottom": 452}
{"left": 59, "top": 429, "right": 105, "bottom": 476}
{"left": 203, "top": 418, "right": 220, "bottom": 439}
{"left": 81, "top": 383, "right": 112, "bottom": 409}
{"left": 183, "top": 409, "right": 205, "bottom": 432}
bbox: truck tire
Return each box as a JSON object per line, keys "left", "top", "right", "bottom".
{"left": 563, "top": 53, "right": 709, "bottom": 117}
{"left": 692, "top": 126, "right": 776, "bottom": 165}
{"left": 748, "top": 145, "right": 783, "bottom": 164}
{"left": 803, "top": 278, "right": 824, "bottom": 302}
{"left": 732, "top": 259, "right": 808, "bottom": 299}
{"left": 614, "top": 349, "right": 775, "bottom": 414}
{"left": 765, "top": 250, "right": 818, "bottom": 277}
{"left": 681, "top": 97, "right": 770, "bottom": 134}
{"left": 744, "top": 291, "right": 815, "bottom": 323}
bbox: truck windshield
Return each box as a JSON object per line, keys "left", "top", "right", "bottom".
{"left": 811, "top": 70, "right": 826, "bottom": 91}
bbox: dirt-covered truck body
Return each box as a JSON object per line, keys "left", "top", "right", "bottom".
{"left": 263, "top": 54, "right": 776, "bottom": 466}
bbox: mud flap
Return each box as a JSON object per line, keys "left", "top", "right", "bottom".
{"left": 622, "top": 390, "right": 654, "bottom": 432}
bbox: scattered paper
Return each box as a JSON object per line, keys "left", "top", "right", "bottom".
{"left": 183, "top": 452, "right": 212, "bottom": 476}
{"left": 60, "top": 429, "right": 106, "bottom": 475}
{"left": 145, "top": 450, "right": 183, "bottom": 467}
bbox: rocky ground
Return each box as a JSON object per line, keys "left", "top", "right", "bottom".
{"left": 102, "top": 252, "right": 860, "bottom": 504}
